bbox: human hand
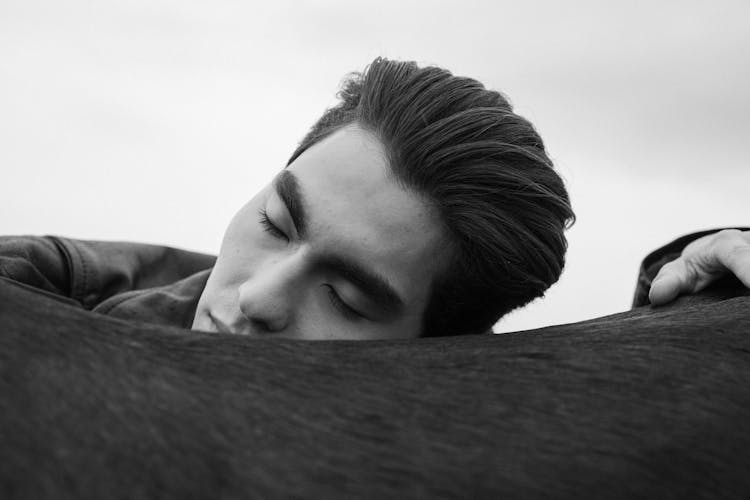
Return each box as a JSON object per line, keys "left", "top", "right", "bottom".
{"left": 649, "top": 229, "right": 750, "bottom": 306}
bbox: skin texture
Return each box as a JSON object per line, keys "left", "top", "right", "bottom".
{"left": 650, "top": 229, "right": 750, "bottom": 305}
{"left": 189, "top": 115, "right": 748, "bottom": 339}
{"left": 191, "top": 125, "right": 449, "bottom": 340}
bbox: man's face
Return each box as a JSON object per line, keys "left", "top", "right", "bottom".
{"left": 192, "top": 125, "right": 448, "bottom": 340}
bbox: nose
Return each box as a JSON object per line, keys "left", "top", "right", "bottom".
{"left": 237, "top": 253, "right": 304, "bottom": 334}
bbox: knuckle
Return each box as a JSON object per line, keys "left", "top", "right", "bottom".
{"left": 709, "top": 229, "right": 745, "bottom": 260}
{"left": 658, "top": 259, "right": 680, "bottom": 274}
{"left": 654, "top": 259, "right": 678, "bottom": 280}
{"left": 726, "top": 243, "right": 750, "bottom": 267}
{"left": 656, "top": 258, "right": 698, "bottom": 287}
{"left": 715, "top": 229, "right": 742, "bottom": 244}
{"left": 681, "top": 258, "right": 701, "bottom": 288}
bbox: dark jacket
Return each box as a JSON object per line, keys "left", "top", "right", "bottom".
{"left": 0, "top": 229, "right": 743, "bottom": 332}
{"left": 0, "top": 236, "right": 215, "bottom": 328}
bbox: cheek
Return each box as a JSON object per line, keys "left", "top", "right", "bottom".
{"left": 212, "top": 204, "right": 265, "bottom": 286}
{"left": 275, "top": 291, "right": 375, "bottom": 341}
{"left": 224, "top": 202, "right": 260, "bottom": 245}
{"left": 224, "top": 198, "right": 280, "bottom": 255}
{"left": 298, "top": 297, "right": 418, "bottom": 340}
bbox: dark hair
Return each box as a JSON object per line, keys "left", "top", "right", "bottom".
{"left": 288, "top": 58, "right": 575, "bottom": 336}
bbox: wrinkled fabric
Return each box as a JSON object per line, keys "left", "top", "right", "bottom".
{"left": 0, "top": 236, "right": 215, "bottom": 328}
{"left": 1, "top": 229, "right": 745, "bottom": 332}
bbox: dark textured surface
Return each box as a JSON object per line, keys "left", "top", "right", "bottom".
{"left": 2, "top": 278, "right": 750, "bottom": 499}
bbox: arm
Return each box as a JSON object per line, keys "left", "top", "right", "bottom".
{"left": 0, "top": 235, "right": 73, "bottom": 298}
{"left": 0, "top": 235, "right": 216, "bottom": 309}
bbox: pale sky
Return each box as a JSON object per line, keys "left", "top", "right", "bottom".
{"left": 2, "top": 0, "right": 748, "bottom": 332}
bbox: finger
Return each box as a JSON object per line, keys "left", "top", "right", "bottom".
{"left": 714, "top": 232, "right": 750, "bottom": 289}
{"left": 648, "top": 257, "right": 700, "bottom": 306}
{"left": 648, "top": 229, "right": 750, "bottom": 306}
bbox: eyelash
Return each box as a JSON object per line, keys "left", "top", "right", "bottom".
{"left": 258, "top": 208, "right": 363, "bottom": 322}
{"left": 258, "top": 208, "right": 289, "bottom": 242}
{"left": 324, "top": 285, "right": 365, "bottom": 321}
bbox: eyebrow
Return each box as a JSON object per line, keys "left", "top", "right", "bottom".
{"left": 273, "top": 170, "right": 405, "bottom": 315}
{"left": 319, "top": 255, "right": 405, "bottom": 315}
{"left": 274, "top": 170, "right": 308, "bottom": 238}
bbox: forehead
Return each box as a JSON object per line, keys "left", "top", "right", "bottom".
{"left": 286, "top": 125, "right": 448, "bottom": 309}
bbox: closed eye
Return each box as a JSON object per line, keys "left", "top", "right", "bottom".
{"left": 258, "top": 208, "right": 289, "bottom": 242}
{"left": 324, "top": 284, "right": 366, "bottom": 321}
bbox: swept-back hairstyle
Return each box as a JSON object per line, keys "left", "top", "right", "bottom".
{"left": 288, "top": 58, "right": 575, "bottom": 336}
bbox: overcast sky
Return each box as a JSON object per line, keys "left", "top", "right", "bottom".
{"left": 2, "top": 0, "right": 748, "bottom": 332}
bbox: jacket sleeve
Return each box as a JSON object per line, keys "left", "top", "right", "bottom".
{"left": 0, "top": 235, "right": 216, "bottom": 310}
{"left": 631, "top": 227, "right": 750, "bottom": 308}
{"left": 0, "top": 236, "right": 73, "bottom": 298}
